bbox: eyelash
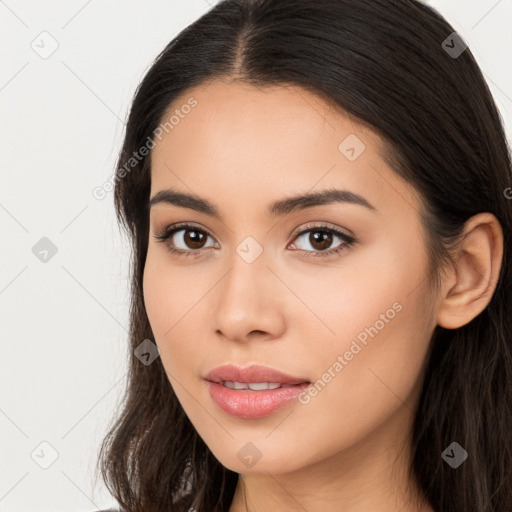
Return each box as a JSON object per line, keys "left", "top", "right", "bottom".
{"left": 153, "top": 222, "right": 356, "bottom": 259}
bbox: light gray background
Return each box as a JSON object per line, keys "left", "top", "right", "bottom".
{"left": 1, "top": 1, "right": 511, "bottom": 511}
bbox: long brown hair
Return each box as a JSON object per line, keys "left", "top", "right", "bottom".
{"left": 96, "top": 1, "right": 512, "bottom": 510}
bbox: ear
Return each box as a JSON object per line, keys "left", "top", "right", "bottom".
{"left": 437, "top": 213, "right": 503, "bottom": 329}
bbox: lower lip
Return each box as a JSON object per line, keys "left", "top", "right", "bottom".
{"left": 206, "top": 380, "right": 310, "bottom": 419}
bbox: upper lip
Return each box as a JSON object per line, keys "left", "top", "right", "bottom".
{"left": 205, "top": 364, "right": 310, "bottom": 385}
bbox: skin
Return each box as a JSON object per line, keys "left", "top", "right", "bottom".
{"left": 142, "top": 78, "right": 503, "bottom": 512}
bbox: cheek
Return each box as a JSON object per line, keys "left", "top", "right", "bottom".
{"left": 142, "top": 250, "right": 213, "bottom": 382}
{"left": 292, "top": 291, "right": 431, "bottom": 465}
{"left": 290, "top": 233, "right": 432, "bottom": 438}
{"left": 285, "top": 225, "right": 428, "bottom": 355}
{"left": 143, "top": 247, "right": 197, "bottom": 330}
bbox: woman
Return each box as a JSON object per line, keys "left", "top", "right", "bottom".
{"left": 95, "top": 0, "right": 512, "bottom": 511}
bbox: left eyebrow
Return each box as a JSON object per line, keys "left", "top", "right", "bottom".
{"left": 148, "top": 187, "right": 377, "bottom": 219}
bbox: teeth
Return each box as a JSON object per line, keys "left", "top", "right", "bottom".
{"left": 222, "top": 381, "right": 282, "bottom": 390}
{"left": 248, "top": 382, "right": 281, "bottom": 391}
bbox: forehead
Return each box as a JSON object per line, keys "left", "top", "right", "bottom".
{"left": 149, "top": 79, "right": 421, "bottom": 218}
{"left": 152, "top": 78, "right": 382, "bottom": 160}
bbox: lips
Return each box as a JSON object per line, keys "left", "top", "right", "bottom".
{"left": 204, "top": 363, "right": 310, "bottom": 386}
{"left": 206, "top": 380, "right": 311, "bottom": 419}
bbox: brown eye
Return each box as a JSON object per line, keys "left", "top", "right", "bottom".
{"left": 307, "top": 231, "right": 334, "bottom": 251}
{"left": 180, "top": 229, "right": 208, "bottom": 249}
{"left": 291, "top": 228, "right": 344, "bottom": 253}
{"left": 154, "top": 224, "right": 217, "bottom": 256}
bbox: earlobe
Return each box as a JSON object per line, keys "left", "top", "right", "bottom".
{"left": 437, "top": 213, "right": 503, "bottom": 330}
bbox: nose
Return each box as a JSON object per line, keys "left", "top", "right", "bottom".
{"left": 212, "top": 249, "right": 286, "bottom": 344}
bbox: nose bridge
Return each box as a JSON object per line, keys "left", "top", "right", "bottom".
{"left": 212, "top": 237, "right": 284, "bottom": 341}
{"left": 218, "top": 238, "right": 268, "bottom": 313}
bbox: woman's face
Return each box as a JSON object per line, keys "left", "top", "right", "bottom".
{"left": 143, "top": 79, "right": 439, "bottom": 475}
